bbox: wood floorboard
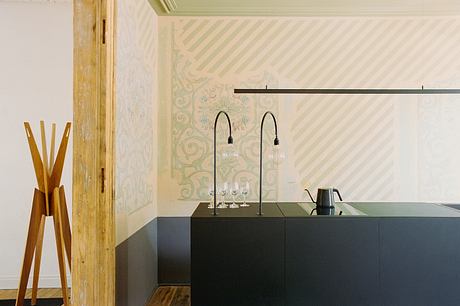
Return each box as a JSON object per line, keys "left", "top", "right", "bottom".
{"left": 147, "top": 286, "right": 190, "bottom": 306}
{"left": 0, "top": 288, "right": 68, "bottom": 300}
{"left": 1, "top": 286, "right": 187, "bottom": 305}
{"left": 170, "top": 287, "right": 190, "bottom": 306}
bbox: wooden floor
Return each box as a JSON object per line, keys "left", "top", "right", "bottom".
{"left": 0, "top": 288, "right": 67, "bottom": 300}
{"left": 147, "top": 286, "right": 191, "bottom": 306}
{"left": 0, "top": 286, "right": 189, "bottom": 305}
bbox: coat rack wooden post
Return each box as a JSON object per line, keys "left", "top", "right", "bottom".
{"left": 16, "top": 121, "right": 72, "bottom": 306}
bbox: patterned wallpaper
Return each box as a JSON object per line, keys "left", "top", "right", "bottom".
{"left": 116, "top": 0, "right": 157, "bottom": 244}
{"left": 171, "top": 55, "right": 279, "bottom": 200}
{"left": 158, "top": 16, "right": 460, "bottom": 215}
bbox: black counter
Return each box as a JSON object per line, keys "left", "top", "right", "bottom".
{"left": 191, "top": 202, "right": 460, "bottom": 306}
{"left": 191, "top": 203, "right": 284, "bottom": 306}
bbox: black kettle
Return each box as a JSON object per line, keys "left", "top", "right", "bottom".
{"left": 305, "top": 187, "right": 343, "bottom": 215}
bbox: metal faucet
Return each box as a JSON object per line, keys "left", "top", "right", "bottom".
{"left": 258, "top": 111, "right": 279, "bottom": 215}
{"left": 213, "top": 111, "right": 233, "bottom": 216}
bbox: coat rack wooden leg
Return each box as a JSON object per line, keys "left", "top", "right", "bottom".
{"left": 31, "top": 214, "right": 46, "bottom": 305}
{"left": 15, "top": 190, "right": 46, "bottom": 306}
{"left": 59, "top": 186, "right": 71, "bottom": 267}
{"left": 52, "top": 188, "right": 69, "bottom": 306}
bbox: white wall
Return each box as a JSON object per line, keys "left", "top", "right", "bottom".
{"left": 0, "top": 2, "right": 72, "bottom": 289}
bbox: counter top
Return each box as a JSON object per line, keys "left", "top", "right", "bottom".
{"left": 192, "top": 202, "right": 283, "bottom": 218}
{"left": 350, "top": 202, "right": 460, "bottom": 217}
{"left": 277, "top": 202, "right": 366, "bottom": 216}
{"left": 193, "top": 201, "right": 460, "bottom": 218}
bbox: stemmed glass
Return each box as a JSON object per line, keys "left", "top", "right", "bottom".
{"left": 218, "top": 182, "right": 229, "bottom": 208}
{"left": 229, "top": 182, "right": 239, "bottom": 209}
{"left": 240, "top": 181, "right": 250, "bottom": 207}
{"left": 207, "top": 186, "right": 214, "bottom": 209}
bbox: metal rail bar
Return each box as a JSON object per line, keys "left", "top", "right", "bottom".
{"left": 234, "top": 88, "right": 460, "bottom": 95}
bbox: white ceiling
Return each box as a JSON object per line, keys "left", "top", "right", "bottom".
{"left": 152, "top": 0, "right": 460, "bottom": 16}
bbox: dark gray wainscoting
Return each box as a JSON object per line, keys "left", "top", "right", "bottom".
{"left": 116, "top": 218, "right": 158, "bottom": 306}
{"left": 158, "top": 217, "right": 191, "bottom": 284}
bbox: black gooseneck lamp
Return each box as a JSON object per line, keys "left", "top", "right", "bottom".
{"left": 213, "top": 111, "right": 233, "bottom": 216}
{"left": 258, "top": 111, "right": 279, "bottom": 216}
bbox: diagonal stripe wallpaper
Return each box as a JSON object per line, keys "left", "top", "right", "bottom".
{"left": 158, "top": 16, "right": 460, "bottom": 215}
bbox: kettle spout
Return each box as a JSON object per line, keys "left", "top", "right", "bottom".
{"left": 305, "top": 188, "right": 316, "bottom": 203}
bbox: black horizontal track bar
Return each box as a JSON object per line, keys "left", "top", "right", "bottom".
{"left": 234, "top": 88, "right": 460, "bottom": 95}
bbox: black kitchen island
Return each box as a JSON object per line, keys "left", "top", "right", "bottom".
{"left": 191, "top": 202, "right": 460, "bottom": 306}
{"left": 191, "top": 203, "right": 285, "bottom": 306}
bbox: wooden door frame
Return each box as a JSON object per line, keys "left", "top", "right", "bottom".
{"left": 73, "top": 0, "right": 116, "bottom": 304}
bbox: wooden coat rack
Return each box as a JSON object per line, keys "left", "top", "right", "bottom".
{"left": 16, "top": 121, "right": 72, "bottom": 306}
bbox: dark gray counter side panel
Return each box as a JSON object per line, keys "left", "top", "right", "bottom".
{"left": 380, "top": 218, "right": 460, "bottom": 306}
{"left": 285, "top": 217, "right": 380, "bottom": 306}
{"left": 192, "top": 217, "right": 285, "bottom": 306}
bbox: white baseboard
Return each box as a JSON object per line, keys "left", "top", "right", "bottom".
{"left": 0, "top": 275, "right": 71, "bottom": 290}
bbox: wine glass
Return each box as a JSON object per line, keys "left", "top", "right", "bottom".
{"left": 207, "top": 186, "right": 215, "bottom": 209}
{"left": 240, "top": 181, "right": 250, "bottom": 207}
{"left": 229, "top": 182, "right": 239, "bottom": 209}
{"left": 218, "top": 182, "right": 228, "bottom": 208}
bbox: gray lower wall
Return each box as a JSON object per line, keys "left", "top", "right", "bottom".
{"left": 158, "top": 217, "right": 191, "bottom": 284}
{"left": 116, "top": 218, "right": 158, "bottom": 306}
{"left": 116, "top": 216, "right": 191, "bottom": 305}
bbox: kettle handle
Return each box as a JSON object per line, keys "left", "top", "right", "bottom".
{"left": 333, "top": 188, "right": 343, "bottom": 201}
{"left": 305, "top": 188, "right": 316, "bottom": 203}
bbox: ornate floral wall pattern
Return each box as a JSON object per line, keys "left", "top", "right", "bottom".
{"left": 171, "top": 40, "right": 280, "bottom": 201}
{"left": 116, "top": 0, "right": 156, "bottom": 217}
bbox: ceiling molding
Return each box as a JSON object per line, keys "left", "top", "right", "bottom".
{"left": 150, "top": 0, "right": 460, "bottom": 16}
{"left": 159, "top": 0, "right": 177, "bottom": 13}
{"left": 162, "top": 8, "right": 460, "bottom": 17}
{"left": 149, "top": 0, "right": 167, "bottom": 15}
